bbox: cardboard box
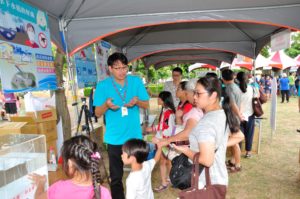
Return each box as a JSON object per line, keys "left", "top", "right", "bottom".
{"left": 0, "top": 122, "right": 27, "bottom": 134}
{"left": 26, "top": 108, "right": 57, "bottom": 122}
{"left": 37, "top": 121, "right": 57, "bottom": 141}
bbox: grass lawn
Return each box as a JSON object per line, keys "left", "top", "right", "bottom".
{"left": 146, "top": 96, "right": 300, "bottom": 199}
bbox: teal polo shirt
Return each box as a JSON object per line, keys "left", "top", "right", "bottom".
{"left": 93, "top": 75, "right": 149, "bottom": 145}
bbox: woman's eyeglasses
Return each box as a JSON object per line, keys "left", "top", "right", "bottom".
{"left": 193, "top": 90, "right": 208, "bottom": 97}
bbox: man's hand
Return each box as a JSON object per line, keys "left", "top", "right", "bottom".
{"left": 106, "top": 98, "right": 120, "bottom": 110}
{"left": 124, "top": 97, "right": 138, "bottom": 107}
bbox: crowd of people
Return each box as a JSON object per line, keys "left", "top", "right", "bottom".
{"left": 28, "top": 52, "right": 300, "bottom": 199}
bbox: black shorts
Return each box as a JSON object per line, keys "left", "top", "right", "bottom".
{"left": 5, "top": 103, "right": 17, "bottom": 114}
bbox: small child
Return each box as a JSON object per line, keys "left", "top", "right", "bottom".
{"left": 146, "top": 91, "right": 176, "bottom": 192}
{"left": 29, "top": 135, "right": 112, "bottom": 199}
{"left": 122, "top": 139, "right": 162, "bottom": 199}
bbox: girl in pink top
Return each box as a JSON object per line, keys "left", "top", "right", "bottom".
{"left": 29, "top": 135, "right": 112, "bottom": 199}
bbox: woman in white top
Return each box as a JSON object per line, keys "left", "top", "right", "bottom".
{"left": 173, "top": 75, "right": 243, "bottom": 193}
{"left": 236, "top": 72, "right": 256, "bottom": 158}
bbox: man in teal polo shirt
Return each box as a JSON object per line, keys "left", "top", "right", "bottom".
{"left": 94, "top": 52, "right": 149, "bottom": 199}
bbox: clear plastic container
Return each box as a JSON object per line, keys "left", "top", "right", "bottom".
{"left": 0, "top": 134, "right": 48, "bottom": 199}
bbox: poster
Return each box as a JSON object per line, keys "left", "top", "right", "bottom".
{"left": 0, "top": 0, "right": 57, "bottom": 93}
{"left": 74, "top": 46, "right": 97, "bottom": 88}
{"left": 95, "top": 40, "right": 112, "bottom": 81}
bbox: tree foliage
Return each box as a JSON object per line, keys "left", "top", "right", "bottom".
{"left": 285, "top": 32, "right": 300, "bottom": 58}
{"left": 260, "top": 45, "right": 270, "bottom": 58}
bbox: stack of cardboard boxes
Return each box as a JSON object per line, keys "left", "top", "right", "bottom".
{"left": 9, "top": 108, "right": 58, "bottom": 160}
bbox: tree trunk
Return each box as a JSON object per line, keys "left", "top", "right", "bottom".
{"left": 54, "top": 48, "right": 72, "bottom": 140}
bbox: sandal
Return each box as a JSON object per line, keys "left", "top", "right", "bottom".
{"left": 229, "top": 166, "right": 242, "bottom": 173}
{"left": 226, "top": 160, "right": 235, "bottom": 168}
{"left": 154, "top": 184, "right": 168, "bottom": 192}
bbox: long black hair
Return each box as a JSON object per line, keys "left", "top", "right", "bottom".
{"left": 61, "top": 135, "right": 102, "bottom": 199}
{"left": 236, "top": 72, "right": 248, "bottom": 93}
{"left": 197, "top": 76, "right": 240, "bottom": 133}
{"left": 158, "top": 91, "right": 176, "bottom": 113}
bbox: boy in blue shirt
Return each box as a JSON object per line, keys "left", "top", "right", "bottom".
{"left": 94, "top": 52, "right": 149, "bottom": 199}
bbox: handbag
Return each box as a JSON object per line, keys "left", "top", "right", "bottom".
{"left": 252, "top": 87, "right": 264, "bottom": 117}
{"left": 169, "top": 153, "right": 203, "bottom": 190}
{"left": 179, "top": 153, "right": 227, "bottom": 199}
{"left": 258, "top": 88, "right": 267, "bottom": 104}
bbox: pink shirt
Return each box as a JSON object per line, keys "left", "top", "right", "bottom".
{"left": 182, "top": 107, "right": 203, "bottom": 126}
{"left": 48, "top": 180, "right": 112, "bottom": 199}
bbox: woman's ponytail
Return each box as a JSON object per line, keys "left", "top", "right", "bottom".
{"left": 222, "top": 93, "right": 240, "bottom": 133}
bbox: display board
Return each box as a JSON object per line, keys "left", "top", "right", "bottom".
{"left": 95, "top": 40, "right": 112, "bottom": 81}
{"left": 0, "top": 0, "right": 57, "bottom": 93}
{"left": 74, "top": 46, "right": 97, "bottom": 88}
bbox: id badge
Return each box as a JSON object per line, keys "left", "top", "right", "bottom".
{"left": 121, "top": 106, "right": 128, "bottom": 117}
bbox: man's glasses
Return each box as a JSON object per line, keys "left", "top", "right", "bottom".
{"left": 112, "top": 65, "right": 128, "bottom": 71}
{"left": 193, "top": 90, "right": 208, "bottom": 97}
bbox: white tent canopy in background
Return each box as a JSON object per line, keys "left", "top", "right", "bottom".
{"left": 188, "top": 63, "right": 217, "bottom": 72}
{"left": 255, "top": 54, "right": 270, "bottom": 69}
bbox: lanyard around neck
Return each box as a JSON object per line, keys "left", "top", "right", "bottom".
{"left": 111, "top": 77, "right": 128, "bottom": 104}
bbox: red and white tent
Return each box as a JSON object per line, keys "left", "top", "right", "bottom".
{"left": 230, "top": 56, "right": 253, "bottom": 70}
{"left": 294, "top": 55, "right": 300, "bottom": 66}
{"left": 188, "top": 63, "right": 217, "bottom": 72}
{"left": 255, "top": 54, "right": 270, "bottom": 69}
{"left": 267, "top": 50, "right": 297, "bottom": 70}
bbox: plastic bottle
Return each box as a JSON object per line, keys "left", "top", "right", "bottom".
{"left": 49, "top": 146, "right": 57, "bottom": 164}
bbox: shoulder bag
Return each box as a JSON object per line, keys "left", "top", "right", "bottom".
{"left": 252, "top": 87, "right": 264, "bottom": 117}
{"left": 178, "top": 153, "right": 227, "bottom": 199}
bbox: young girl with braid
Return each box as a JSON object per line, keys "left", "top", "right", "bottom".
{"left": 29, "top": 135, "right": 111, "bottom": 199}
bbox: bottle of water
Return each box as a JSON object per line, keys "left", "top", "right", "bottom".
{"left": 49, "top": 146, "right": 57, "bottom": 165}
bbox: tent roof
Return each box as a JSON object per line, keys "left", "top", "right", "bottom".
{"left": 24, "top": 0, "right": 300, "bottom": 61}
{"left": 295, "top": 55, "right": 300, "bottom": 66}
{"left": 188, "top": 63, "right": 217, "bottom": 72}
{"left": 268, "top": 50, "right": 297, "bottom": 69}
{"left": 153, "top": 58, "right": 222, "bottom": 69}
{"left": 141, "top": 49, "right": 235, "bottom": 68}
{"left": 231, "top": 57, "right": 253, "bottom": 70}
{"left": 255, "top": 54, "right": 269, "bottom": 69}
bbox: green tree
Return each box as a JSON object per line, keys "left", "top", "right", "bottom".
{"left": 260, "top": 45, "right": 270, "bottom": 58}
{"left": 285, "top": 32, "right": 300, "bottom": 58}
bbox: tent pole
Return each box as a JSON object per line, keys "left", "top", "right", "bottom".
{"left": 60, "top": 19, "right": 79, "bottom": 125}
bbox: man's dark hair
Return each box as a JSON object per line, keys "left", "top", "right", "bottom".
{"left": 205, "top": 72, "right": 218, "bottom": 79}
{"left": 172, "top": 67, "right": 183, "bottom": 75}
{"left": 221, "top": 69, "right": 234, "bottom": 81}
{"left": 122, "top": 139, "right": 149, "bottom": 164}
{"left": 107, "top": 52, "right": 128, "bottom": 66}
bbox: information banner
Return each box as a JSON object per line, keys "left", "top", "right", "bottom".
{"left": 95, "top": 40, "right": 111, "bottom": 81}
{"left": 74, "top": 46, "right": 97, "bottom": 88}
{"left": 0, "top": 0, "right": 57, "bottom": 93}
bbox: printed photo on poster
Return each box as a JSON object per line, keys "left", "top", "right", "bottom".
{"left": 0, "top": 0, "right": 57, "bottom": 93}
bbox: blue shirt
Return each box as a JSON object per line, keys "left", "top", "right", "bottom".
{"left": 93, "top": 75, "right": 149, "bottom": 145}
{"left": 279, "top": 78, "right": 289, "bottom": 90}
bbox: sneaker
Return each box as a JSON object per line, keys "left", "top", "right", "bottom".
{"left": 244, "top": 153, "right": 252, "bottom": 158}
